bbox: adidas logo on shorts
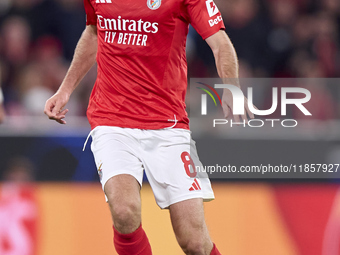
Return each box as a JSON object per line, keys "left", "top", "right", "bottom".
{"left": 189, "top": 178, "right": 201, "bottom": 191}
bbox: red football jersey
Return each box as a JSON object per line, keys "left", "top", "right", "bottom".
{"left": 84, "top": 0, "right": 225, "bottom": 130}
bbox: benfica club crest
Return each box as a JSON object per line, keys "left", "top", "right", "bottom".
{"left": 147, "top": 0, "right": 161, "bottom": 10}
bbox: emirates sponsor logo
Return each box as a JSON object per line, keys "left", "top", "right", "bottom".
{"left": 98, "top": 15, "right": 159, "bottom": 33}
{"left": 97, "top": 15, "right": 159, "bottom": 46}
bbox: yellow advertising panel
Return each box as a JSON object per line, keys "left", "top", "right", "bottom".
{"left": 0, "top": 183, "right": 338, "bottom": 255}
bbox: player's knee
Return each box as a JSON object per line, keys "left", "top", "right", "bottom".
{"left": 110, "top": 200, "right": 141, "bottom": 233}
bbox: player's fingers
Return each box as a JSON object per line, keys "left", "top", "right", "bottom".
{"left": 54, "top": 109, "right": 68, "bottom": 120}
{"left": 47, "top": 112, "right": 63, "bottom": 120}
{"left": 55, "top": 118, "right": 66, "bottom": 124}
{"left": 54, "top": 114, "right": 66, "bottom": 120}
{"left": 244, "top": 98, "right": 254, "bottom": 119}
{"left": 52, "top": 113, "right": 67, "bottom": 124}
{"left": 246, "top": 106, "right": 254, "bottom": 119}
{"left": 51, "top": 101, "right": 64, "bottom": 116}
{"left": 58, "top": 109, "right": 69, "bottom": 116}
{"left": 44, "top": 100, "right": 55, "bottom": 117}
{"left": 233, "top": 113, "right": 241, "bottom": 123}
{"left": 53, "top": 109, "right": 68, "bottom": 120}
{"left": 241, "top": 112, "right": 248, "bottom": 124}
{"left": 222, "top": 104, "right": 230, "bottom": 118}
{"left": 245, "top": 103, "right": 254, "bottom": 119}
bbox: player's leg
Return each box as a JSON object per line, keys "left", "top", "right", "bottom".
{"left": 104, "top": 174, "right": 152, "bottom": 254}
{"left": 141, "top": 128, "right": 220, "bottom": 254}
{"left": 169, "top": 198, "right": 220, "bottom": 255}
{"left": 90, "top": 126, "right": 152, "bottom": 254}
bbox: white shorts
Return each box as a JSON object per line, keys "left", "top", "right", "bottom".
{"left": 90, "top": 126, "right": 214, "bottom": 209}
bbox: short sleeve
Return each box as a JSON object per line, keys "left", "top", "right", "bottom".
{"left": 84, "top": 0, "right": 97, "bottom": 26}
{"left": 185, "top": 0, "right": 225, "bottom": 40}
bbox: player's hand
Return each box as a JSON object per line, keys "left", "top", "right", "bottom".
{"left": 44, "top": 91, "right": 70, "bottom": 124}
{"left": 221, "top": 87, "right": 255, "bottom": 123}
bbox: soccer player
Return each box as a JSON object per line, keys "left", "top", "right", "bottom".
{"left": 44, "top": 0, "right": 252, "bottom": 254}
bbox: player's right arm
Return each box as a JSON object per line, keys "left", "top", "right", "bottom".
{"left": 44, "top": 25, "right": 97, "bottom": 124}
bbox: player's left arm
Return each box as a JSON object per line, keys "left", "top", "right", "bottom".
{"left": 206, "top": 30, "right": 254, "bottom": 122}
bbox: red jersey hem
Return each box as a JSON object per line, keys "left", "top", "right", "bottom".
{"left": 89, "top": 121, "right": 189, "bottom": 131}
{"left": 86, "top": 21, "right": 97, "bottom": 26}
{"left": 201, "top": 27, "right": 225, "bottom": 40}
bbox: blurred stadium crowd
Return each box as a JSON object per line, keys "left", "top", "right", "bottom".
{"left": 0, "top": 0, "right": 339, "bottom": 118}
